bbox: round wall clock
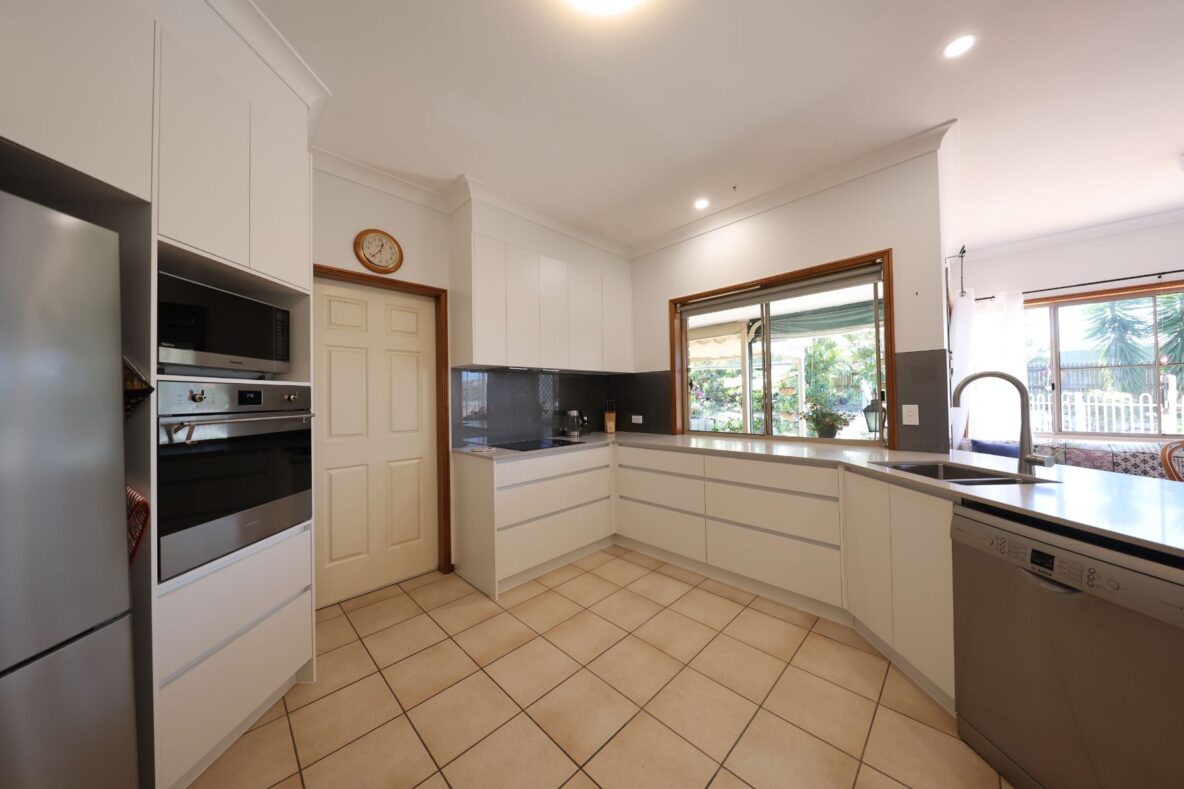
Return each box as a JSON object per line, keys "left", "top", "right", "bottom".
{"left": 353, "top": 228, "right": 404, "bottom": 275}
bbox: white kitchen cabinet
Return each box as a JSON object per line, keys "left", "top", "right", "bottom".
{"left": 842, "top": 473, "right": 894, "bottom": 646}
{"left": 539, "top": 256, "right": 570, "bottom": 369}
{"left": 505, "top": 245, "right": 541, "bottom": 367}
{"left": 602, "top": 262, "right": 633, "bottom": 372}
{"left": 158, "top": 33, "right": 251, "bottom": 265}
{"left": 249, "top": 106, "right": 311, "bottom": 290}
{"left": 706, "top": 519, "right": 843, "bottom": 606}
{"left": 618, "top": 499, "right": 705, "bottom": 562}
{"left": 471, "top": 233, "right": 508, "bottom": 365}
{"left": 568, "top": 264, "right": 604, "bottom": 371}
{"left": 889, "top": 485, "right": 956, "bottom": 697}
{"left": 0, "top": 0, "right": 154, "bottom": 200}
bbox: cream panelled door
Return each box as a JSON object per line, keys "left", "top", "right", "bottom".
{"left": 314, "top": 278, "right": 437, "bottom": 605}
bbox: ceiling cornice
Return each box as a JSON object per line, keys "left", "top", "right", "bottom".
{"left": 311, "top": 148, "right": 451, "bottom": 214}
{"left": 629, "top": 121, "right": 957, "bottom": 260}
{"left": 965, "top": 207, "right": 1184, "bottom": 263}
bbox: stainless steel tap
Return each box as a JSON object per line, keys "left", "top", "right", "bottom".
{"left": 951, "top": 371, "right": 1055, "bottom": 475}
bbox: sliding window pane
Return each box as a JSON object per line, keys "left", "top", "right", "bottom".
{"left": 768, "top": 283, "right": 881, "bottom": 440}
{"left": 1157, "top": 292, "right": 1184, "bottom": 365}
{"left": 1059, "top": 365, "right": 1157, "bottom": 434}
{"left": 686, "top": 304, "right": 762, "bottom": 433}
{"left": 1024, "top": 307, "right": 1054, "bottom": 432}
{"left": 1057, "top": 297, "right": 1154, "bottom": 373}
{"left": 1162, "top": 364, "right": 1184, "bottom": 435}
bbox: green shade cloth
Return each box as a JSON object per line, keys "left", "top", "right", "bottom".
{"left": 752, "top": 299, "right": 882, "bottom": 339}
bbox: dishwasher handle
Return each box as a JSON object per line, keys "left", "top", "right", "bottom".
{"left": 1023, "top": 568, "right": 1081, "bottom": 595}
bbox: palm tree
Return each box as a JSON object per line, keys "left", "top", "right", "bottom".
{"left": 1084, "top": 299, "right": 1151, "bottom": 394}
{"left": 1158, "top": 293, "right": 1184, "bottom": 365}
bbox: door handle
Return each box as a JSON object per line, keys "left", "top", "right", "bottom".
{"left": 1022, "top": 568, "right": 1080, "bottom": 595}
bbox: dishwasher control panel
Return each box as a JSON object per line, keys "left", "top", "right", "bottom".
{"left": 952, "top": 514, "right": 1184, "bottom": 630}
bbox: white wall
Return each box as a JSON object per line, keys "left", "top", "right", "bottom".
{"left": 313, "top": 169, "right": 451, "bottom": 289}
{"left": 964, "top": 212, "right": 1184, "bottom": 297}
{"left": 631, "top": 152, "right": 947, "bottom": 372}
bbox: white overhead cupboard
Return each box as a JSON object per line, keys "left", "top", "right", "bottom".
{"left": 453, "top": 232, "right": 633, "bottom": 372}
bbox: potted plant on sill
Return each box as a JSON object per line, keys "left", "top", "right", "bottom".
{"left": 804, "top": 401, "right": 854, "bottom": 439}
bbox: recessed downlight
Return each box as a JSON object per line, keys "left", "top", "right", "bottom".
{"left": 943, "top": 34, "right": 976, "bottom": 58}
{"left": 568, "top": 0, "right": 643, "bottom": 15}
{"left": 694, "top": 198, "right": 710, "bottom": 210}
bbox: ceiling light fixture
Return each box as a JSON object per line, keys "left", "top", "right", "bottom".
{"left": 943, "top": 34, "right": 976, "bottom": 58}
{"left": 568, "top": 0, "right": 643, "bottom": 15}
{"left": 694, "top": 198, "right": 710, "bottom": 210}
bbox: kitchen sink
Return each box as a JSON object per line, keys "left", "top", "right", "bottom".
{"left": 871, "top": 461, "right": 1058, "bottom": 485}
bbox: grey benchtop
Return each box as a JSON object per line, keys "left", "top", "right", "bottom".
{"left": 455, "top": 432, "right": 1184, "bottom": 560}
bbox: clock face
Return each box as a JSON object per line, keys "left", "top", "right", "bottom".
{"left": 355, "top": 230, "right": 403, "bottom": 274}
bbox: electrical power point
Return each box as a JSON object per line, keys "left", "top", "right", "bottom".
{"left": 631, "top": 414, "right": 643, "bottom": 424}
{"left": 902, "top": 404, "right": 920, "bottom": 426}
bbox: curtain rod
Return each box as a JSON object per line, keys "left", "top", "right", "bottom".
{"left": 973, "top": 267, "right": 1184, "bottom": 303}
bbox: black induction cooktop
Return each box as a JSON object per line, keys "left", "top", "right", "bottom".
{"left": 491, "top": 438, "right": 585, "bottom": 451}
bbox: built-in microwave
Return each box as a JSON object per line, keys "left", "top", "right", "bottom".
{"left": 158, "top": 273, "right": 290, "bottom": 376}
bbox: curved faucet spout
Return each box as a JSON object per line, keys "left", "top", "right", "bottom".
{"left": 952, "top": 371, "right": 1053, "bottom": 476}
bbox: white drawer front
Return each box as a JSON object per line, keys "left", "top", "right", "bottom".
{"left": 706, "top": 520, "right": 842, "bottom": 606}
{"left": 496, "top": 467, "right": 611, "bottom": 528}
{"left": 618, "top": 467, "right": 705, "bottom": 514}
{"left": 705, "top": 482, "right": 840, "bottom": 545}
{"left": 496, "top": 446, "right": 611, "bottom": 487}
{"left": 156, "top": 528, "right": 311, "bottom": 680}
{"left": 617, "top": 498, "right": 706, "bottom": 561}
{"left": 158, "top": 589, "right": 312, "bottom": 789}
{"left": 704, "top": 455, "right": 838, "bottom": 497}
{"left": 497, "top": 498, "right": 611, "bottom": 580}
{"left": 617, "top": 446, "right": 704, "bottom": 477}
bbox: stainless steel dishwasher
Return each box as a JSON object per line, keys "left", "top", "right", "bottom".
{"left": 951, "top": 505, "right": 1184, "bottom": 789}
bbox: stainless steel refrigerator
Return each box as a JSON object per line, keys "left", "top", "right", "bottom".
{"left": 0, "top": 190, "right": 138, "bottom": 787}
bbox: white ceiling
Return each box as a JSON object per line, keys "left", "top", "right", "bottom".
{"left": 257, "top": 0, "right": 1184, "bottom": 253}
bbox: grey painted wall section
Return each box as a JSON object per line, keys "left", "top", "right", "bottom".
{"left": 894, "top": 348, "right": 950, "bottom": 452}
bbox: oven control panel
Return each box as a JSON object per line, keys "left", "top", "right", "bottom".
{"left": 158, "top": 381, "right": 310, "bottom": 416}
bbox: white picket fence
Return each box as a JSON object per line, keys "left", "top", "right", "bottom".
{"left": 1031, "top": 390, "right": 1181, "bottom": 434}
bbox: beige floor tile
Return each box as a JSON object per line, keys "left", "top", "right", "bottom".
{"left": 670, "top": 588, "right": 744, "bottom": 630}
{"left": 603, "top": 544, "right": 630, "bottom": 557}
{"left": 863, "top": 707, "right": 998, "bottom": 789}
{"left": 246, "top": 698, "right": 285, "bottom": 732}
{"left": 417, "top": 773, "right": 448, "bottom": 788}
{"left": 301, "top": 715, "right": 436, "bottom": 789}
{"left": 554, "top": 572, "right": 619, "bottom": 607}
{"left": 362, "top": 613, "right": 447, "bottom": 668}
{"left": 400, "top": 570, "right": 445, "bottom": 592}
{"left": 453, "top": 611, "right": 536, "bottom": 665}
{"left": 545, "top": 610, "right": 627, "bottom": 664}
{"left": 537, "top": 563, "right": 585, "bottom": 588}
{"left": 486, "top": 636, "right": 581, "bottom": 706}
{"left": 573, "top": 550, "right": 616, "bottom": 571}
{"left": 621, "top": 549, "right": 663, "bottom": 569}
{"left": 1001, "top": 778, "right": 1017, "bottom": 789}
{"left": 698, "top": 578, "right": 756, "bottom": 606}
{"left": 346, "top": 594, "right": 423, "bottom": 637}
{"left": 855, "top": 765, "right": 909, "bottom": 788}
{"left": 722, "top": 609, "right": 808, "bottom": 661}
{"left": 656, "top": 562, "right": 708, "bottom": 585}
{"left": 588, "top": 635, "right": 683, "bottom": 705}
{"left": 408, "top": 672, "right": 518, "bottom": 766}
{"left": 690, "top": 634, "right": 785, "bottom": 703}
{"left": 563, "top": 771, "right": 598, "bottom": 788}
{"left": 585, "top": 711, "right": 718, "bottom": 789}
{"left": 748, "top": 596, "right": 818, "bottom": 629}
{"left": 528, "top": 669, "right": 638, "bottom": 764}
{"left": 286, "top": 640, "right": 377, "bottom": 711}
{"left": 635, "top": 609, "right": 716, "bottom": 662}
{"left": 812, "top": 618, "right": 881, "bottom": 656}
{"left": 271, "top": 776, "right": 302, "bottom": 789}
{"left": 315, "top": 604, "right": 344, "bottom": 623}
{"left": 497, "top": 579, "right": 548, "bottom": 608}
{"left": 725, "top": 709, "right": 859, "bottom": 789}
{"left": 627, "top": 572, "right": 693, "bottom": 606}
{"left": 192, "top": 718, "right": 296, "bottom": 789}
{"left": 763, "top": 666, "right": 876, "bottom": 758}
{"left": 443, "top": 713, "right": 578, "bottom": 788}
{"left": 289, "top": 673, "right": 401, "bottom": 768}
{"left": 340, "top": 583, "right": 406, "bottom": 613}
{"left": 709, "top": 768, "right": 750, "bottom": 788}
{"left": 382, "top": 638, "right": 478, "bottom": 709}
{"left": 592, "top": 557, "right": 652, "bottom": 586}
{"left": 646, "top": 668, "right": 756, "bottom": 761}
{"left": 316, "top": 615, "right": 359, "bottom": 655}
{"left": 879, "top": 665, "right": 956, "bottom": 736}
{"left": 510, "top": 590, "right": 583, "bottom": 633}
{"left": 407, "top": 574, "right": 476, "bottom": 611}
{"left": 427, "top": 592, "right": 502, "bottom": 635}
{"left": 790, "top": 633, "right": 888, "bottom": 700}
{"left": 590, "top": 588, "right": 663, "bottom": 631}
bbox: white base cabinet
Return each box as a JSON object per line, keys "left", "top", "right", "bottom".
{"left": 843, "top": 473, "right": 894, "bottom": 645}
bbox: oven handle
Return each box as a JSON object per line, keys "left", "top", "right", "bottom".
{"left": 169, "top": 413, "right": 314, "bottom": 445}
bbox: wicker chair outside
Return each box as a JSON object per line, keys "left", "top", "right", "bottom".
{"left": 1161, "top": 440, "right": 1184, "bottom": 482}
